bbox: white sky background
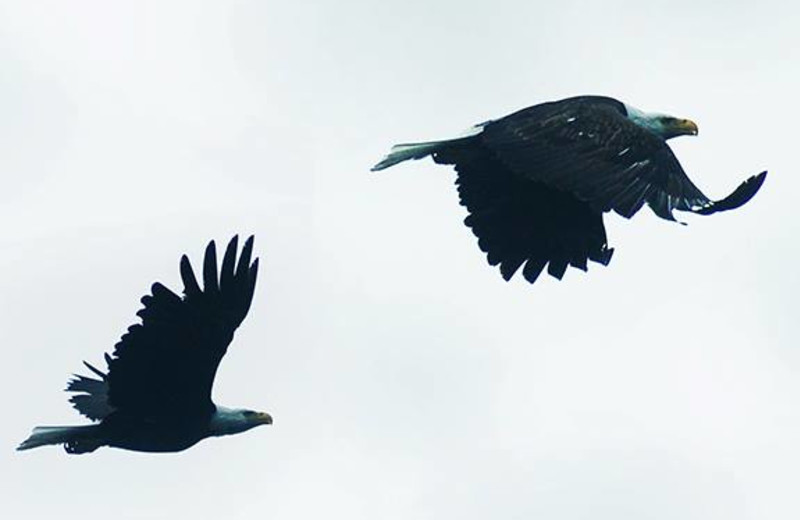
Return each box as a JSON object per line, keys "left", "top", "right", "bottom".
{"left": 1, "top": 1, "right": 798, "bottom": 518}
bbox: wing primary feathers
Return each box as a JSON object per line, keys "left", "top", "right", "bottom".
{"left": 220, "top": 235, "right": 239, "bottom": 290}
{"left": 692, "top": 171, "right": 767, "bottom": 215}
{"left": 242, "top": 257, "right": 259, "bottom": 318}
{"left": 233, "top": 236, "right": 257, "bottom": 319}
{"left": 203, "top": 240, "right": 219, "bottom": 293}
{"left": 249, "top": 257, "right": 259, "bottom": 286}
{"left": 181, "top": 255, "right": 201, "bottom": 297}
{"left": 649, "top": 191, "right": 677, "bottom": 221}
{"left": 236, "top": 236, "right": 255, "bottom": 279}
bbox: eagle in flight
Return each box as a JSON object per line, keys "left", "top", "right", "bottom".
{"left": 373, "top": 95, "right": 767, "bottom": 284}
{"left": 18, "top": 236, "right": 272, "bottom": 454}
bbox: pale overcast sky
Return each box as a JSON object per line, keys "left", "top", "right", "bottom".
{"left": 2, "top": 1, "right": 798, "bottom": 519}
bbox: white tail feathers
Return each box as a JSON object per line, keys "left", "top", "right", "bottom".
{"left": 17, "top": 425, "right": 99, "bottom": 451}
{"left": 371, "top": 141, "right": 445, "bottom": 171}
{"left": 371, "top": 124, "right": 487, "bottom": 172}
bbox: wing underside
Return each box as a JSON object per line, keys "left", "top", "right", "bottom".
{"left": 435, "top": 145, "right": 613, "bottom": 282}
{"left": 93, "top": 236, "right": 260, "bottom": 419}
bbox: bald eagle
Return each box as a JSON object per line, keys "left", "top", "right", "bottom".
{"left": 17, "top": 236, "right": 272, "bottom": 454}
{"left": 372, "top": 95, "right": 767, "bottom": 283}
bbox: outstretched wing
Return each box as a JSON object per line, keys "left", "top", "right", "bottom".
{"left": 100, "top": 236, "right": 259, "bottom": 419}
{"left": 691, "top": 171, "right": 767, "bottom": 215}
{"left": 480, "top": 97, "right": 766, "bottom": 221}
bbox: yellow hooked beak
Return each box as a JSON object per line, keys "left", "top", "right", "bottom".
{"left": 677, "top": 118, "right": 699, "bottom": 136}
{"left": 254, "top": 412, "right": 273, "bottom": 425}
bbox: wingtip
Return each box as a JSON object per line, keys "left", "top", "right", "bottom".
{"left": 693, "top": 170, "right": 768, "bottom": 215}
{"left": 203, "top": 240, "right": 217, "bottom": 266}
{"left": 204, "top": 239, "right": 218, "bottom": 264}
{"left": 202, "top": 240, "right": 220, "bottom": 292}
{"left": 237, "top": 235, "right": 256, "bottom": 271}
{"left": 221, "top": 236, "right": 240, "bottom": 283}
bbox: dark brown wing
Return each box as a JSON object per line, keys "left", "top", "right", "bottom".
{"left": 435, "top": 144, "right": 613, "bottom": 283}
{"left": 100, "top": 236, "right": 259, "bottom": 420}
{"left": 480, "top": 97, "right": 764, "bottom": 221}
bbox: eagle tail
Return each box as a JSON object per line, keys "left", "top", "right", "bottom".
{"left": 371, "top": 141, "right": 445, "bottom": 171}
{"left": 17, "top": 425, "right": 103, "bottom": 454}
{"left": 371, "top": 133, "right": 480, "bottom": 171}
